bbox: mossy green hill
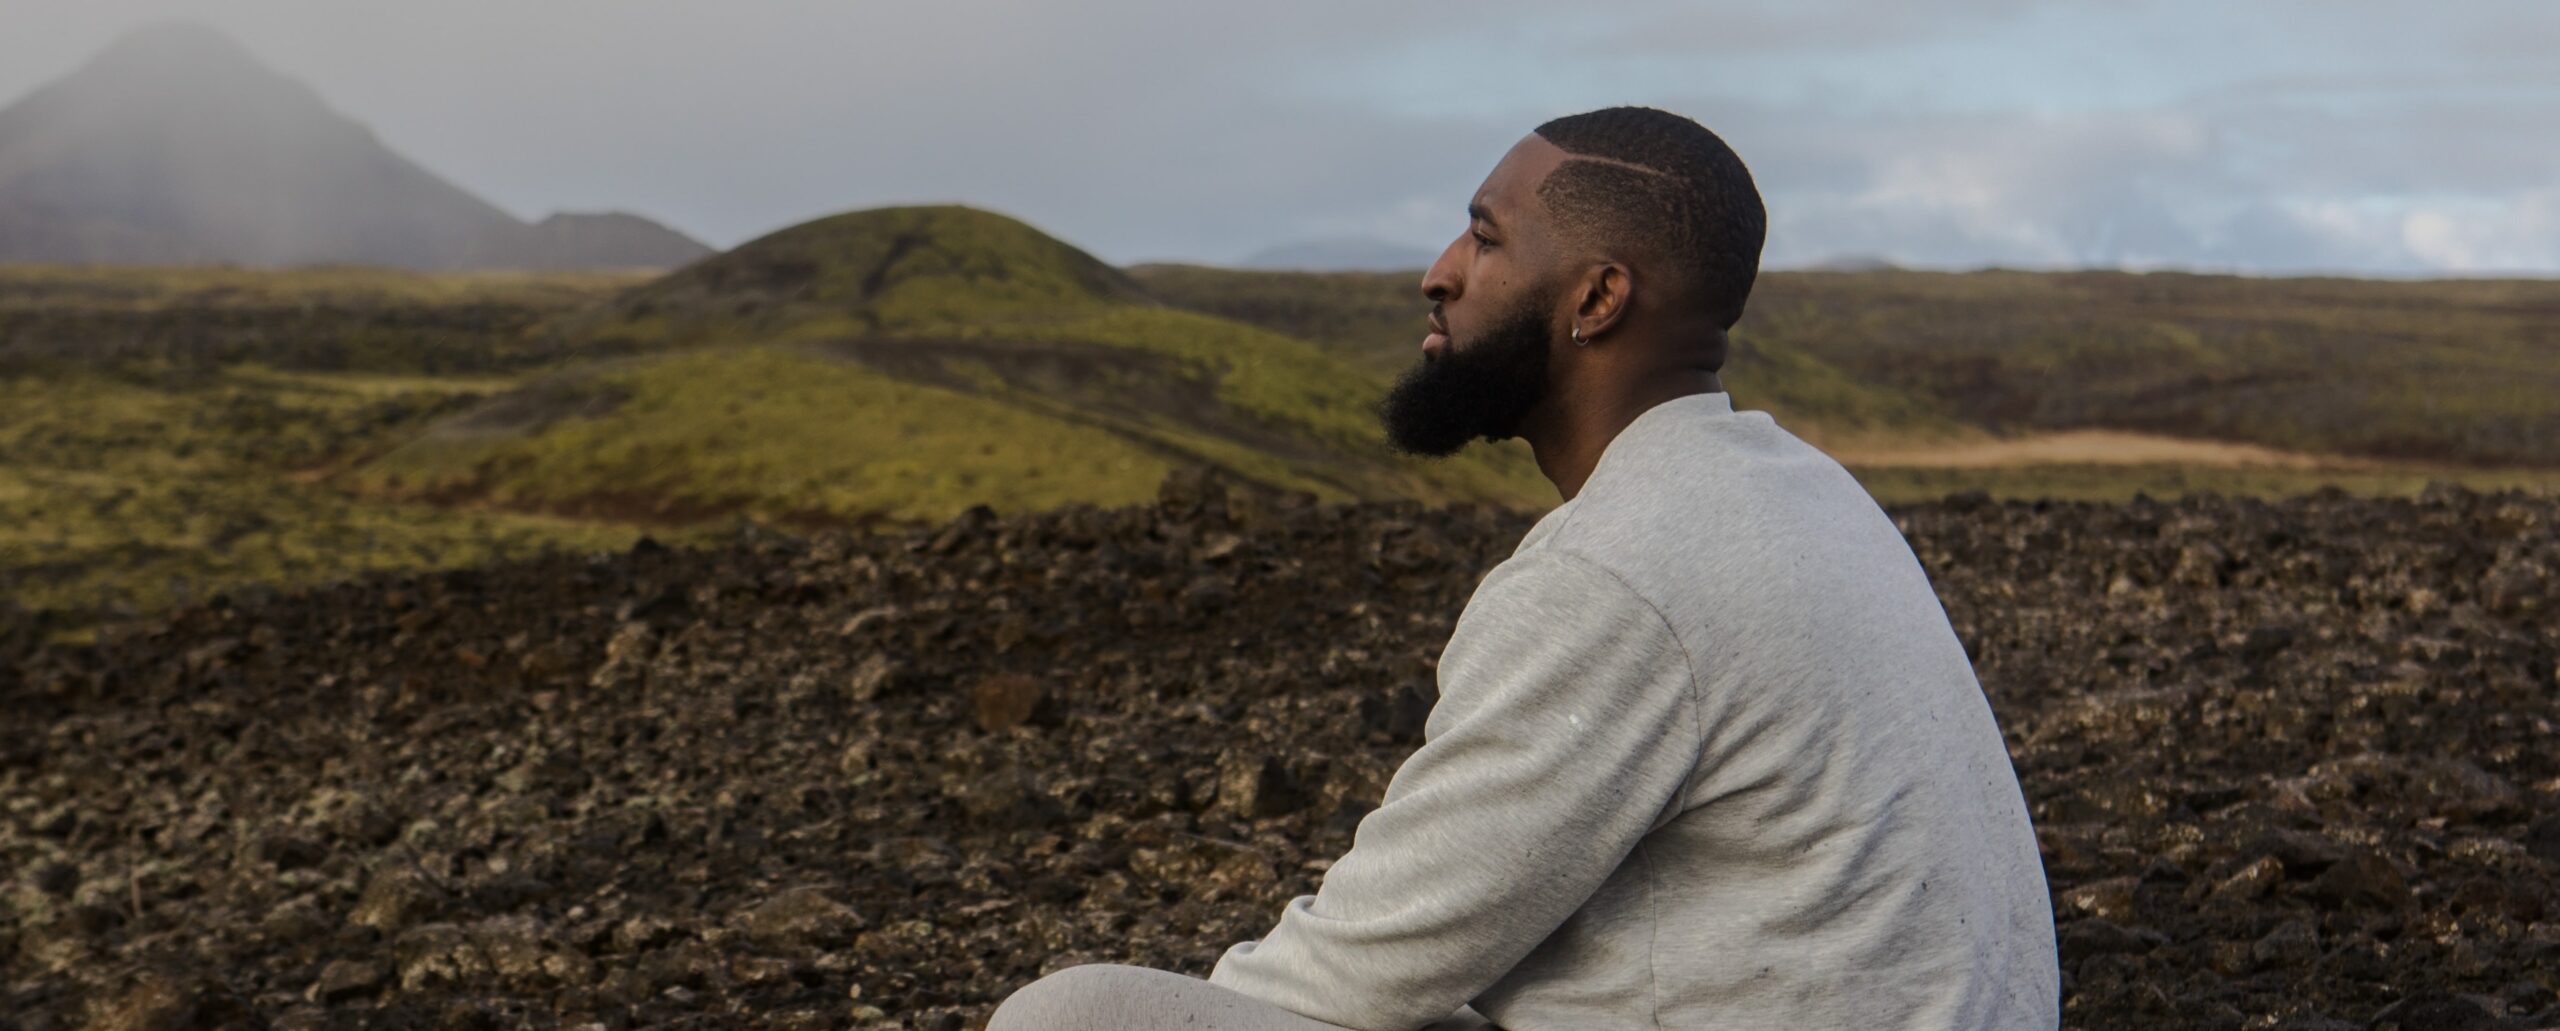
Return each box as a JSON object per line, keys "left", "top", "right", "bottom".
{"left": 583, "top": 205, "right": 1150, "bottom": 339}
{"left": 355, "top": 205, "right": 1555, "bottom": 527}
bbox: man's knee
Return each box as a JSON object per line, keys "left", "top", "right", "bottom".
{"left": 985, "top": 963, "right": 1152, "bottom": 1031}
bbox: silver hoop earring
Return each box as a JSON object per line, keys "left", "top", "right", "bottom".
{"left": 1571, "top": 327, "right": 1586, "bottom": 345}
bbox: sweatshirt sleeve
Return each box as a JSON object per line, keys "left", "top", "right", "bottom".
{"left": 1205, "top": 548, "right": 1703, "bottom": 1031}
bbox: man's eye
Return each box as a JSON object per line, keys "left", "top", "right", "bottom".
{"left": 1473, "top": 233, "right": 1495, "bottom": 248}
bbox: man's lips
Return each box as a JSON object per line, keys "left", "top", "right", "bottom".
{"left": 1422, "top": 314, "right": 1449, "bottom": 355}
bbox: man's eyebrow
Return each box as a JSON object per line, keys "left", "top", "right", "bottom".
{"left": 1468, "top": 203, "right": 1500, "bottom": 230}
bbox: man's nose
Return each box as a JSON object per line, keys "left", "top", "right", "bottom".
{"left": 1421, "top": 238, "right": 1464, "bottom": 302}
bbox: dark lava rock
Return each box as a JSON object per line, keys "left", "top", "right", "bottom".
{"left": 394, "top": 923, "right": 491, "bottom": 992}
{"left": 6, "top": 481, "right": 2559, "bottom": 1029}
{"left": 845, "top": 651, "right": 905, "bottom": 702}
{"left": 1216, "top": 752, "right": 1313, "bottom": 820}
{"left": 2368, "top": 991, "right": 2503, "bottom": 1031}
{"left": 29, "top": 859, "right": 79, "bottom": 897}
{"left": 2244, "top": 828, "right": 2345, "bottom": 874}
{"left": 970, "top": 673, "right": 1054, "bottom": 733}
{"left": 2501, "top": 980, "right": 2558, "bottom": 1014}
{"left": 306, "top": 959, "right": 388, "bottom": 1004}
{"left": 2057, "top": 918, "right": 2163, "bottom": 962}
{"left": 611, "top": 914, "right": 685, "bottom": 954}
{"left": 735, "top": 885, "right": 868, "bottom": 950}
{"left": 2523, "top": 815, "right": 2560, "bottom": 865}
{"left": 2251, "top": 919, "right": 2320, "bottom": 969}
{"left": 2059, "top": 876, "right": 2139, "bottom": 923}
{"left": 1357, "top": 683, "right": 1434, "bottom": 744}
{"left": 2305, "top": 850, "right": 2412, "bottom": 911}
{"left": 83, "top": 973, "right": 247, "bottom": 1031}
{"left": 348, "top": 864, "right": 448, "bottom": 932}
{"left": 250, "top": 830, "right": 328, "bottom": 871}
{"left": 2208, "top": 855, "right": 2285, "bottom": 902}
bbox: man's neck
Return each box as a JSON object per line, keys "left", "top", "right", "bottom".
{"left": 1525, "top": 367, "right": 1724, "bottom": 502}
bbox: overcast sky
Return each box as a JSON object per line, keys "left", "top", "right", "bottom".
{"left": 7, "top": 1, "right": 2556, "bottom": 274}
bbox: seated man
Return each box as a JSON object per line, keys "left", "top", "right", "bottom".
{"left": 989, "top": 105, "right": 2059, "bottom": 1031}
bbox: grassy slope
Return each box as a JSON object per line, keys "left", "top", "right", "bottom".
{"left": 1125, "top": 263, "right": 1429, "bottom": 380}
{"left": 0, "top": 264, "right": 651, "bottom": 376}
{"left": 0, "top": 262, "right": 650, "bottom": 306}
{"left": 0, "top": 264, "right": 647, "bottom": 310}
{"left": 0, "top": 366, "right": 638, "bottom": 628}
{"left": 0, "top": 265, "right": 656, "bottom": 634}
{"left": 351, "top": 344, "right": 1187, "bottom": 526}
{"left": 1745, "top": 270, "right": 2560, "bottom": 466}
{"left": 360, "top": 207, "right": 1556, "bottom": 524}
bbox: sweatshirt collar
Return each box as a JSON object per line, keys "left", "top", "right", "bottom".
{"left": 1515, "top": 391, "right": 1732, "bottom": 552}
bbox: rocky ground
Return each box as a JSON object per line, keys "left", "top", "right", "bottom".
{"left": 3, "top": 473, "right": 2556, "bottom": 1030}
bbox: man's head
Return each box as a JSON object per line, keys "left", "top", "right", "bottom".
{"left": 1379, "top": 106, "right": 1765, "bottom": 457}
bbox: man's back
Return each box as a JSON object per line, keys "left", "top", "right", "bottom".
{"left": 1483, "top": 390, "right": 2056, "bottom": 1027}
{"left": 1208, "top": 391, "right": 2058, "bottom": 1030}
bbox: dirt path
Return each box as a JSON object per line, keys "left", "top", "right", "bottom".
{"left": 1831, "top": 430, "right": 2370, "bottom": 469}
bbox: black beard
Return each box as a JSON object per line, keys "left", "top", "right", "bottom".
{"left": 1376, "top": 298, "right": 1552, "bottom": 457}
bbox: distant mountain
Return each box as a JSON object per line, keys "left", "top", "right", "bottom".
{"left": 519, "top": 212, "right": 713, "bottom": 270}
{"left": 0, "top": 21, "right": 710, "bottom": 270}
{"left": 1796, "top": 254, "right": 1906, "bottom": 273}
{"left": 1241, "top": 237, "right": 1439, "bottom": 272}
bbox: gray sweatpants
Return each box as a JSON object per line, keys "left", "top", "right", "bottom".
{"left": 985, "top": 963, "right": 1497, "bottom": 1031}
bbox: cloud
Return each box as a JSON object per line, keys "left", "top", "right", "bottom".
{"left": 0, "top": 0, "right": 2554, "bottom": 273}
{"left": 1717, "top": 79, "right": 2560, "bottom": 274}
{"left": 1562, "top": 0, "right": 2047, "bottom": 57}
{"left": 2286, "top": 190, "right": 2560, "bottom": 274}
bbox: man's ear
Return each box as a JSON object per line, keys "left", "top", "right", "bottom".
{"left": 1571, "top": 263, "right": 1633, "bottom": 343}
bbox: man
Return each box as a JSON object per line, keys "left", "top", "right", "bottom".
{"left": 988, "top": 106, "right": 2058, "bottom": 1031}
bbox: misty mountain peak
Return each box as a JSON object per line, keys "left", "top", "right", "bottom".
{"left": 59, "top": 19, "right": 318, "bottom": 110}
{"left": 91, "top": 20, "right": 265, "bottom": 68}
{"left": 0, "top": 21, "right": 710, "bottom": 270}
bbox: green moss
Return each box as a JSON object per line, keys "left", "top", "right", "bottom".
{"left": 1719, "top": 334, "right": 1968, "bottom": 442}
{"left": 0, "top": 265, "right": 638, "bottom": 377}
{"left": 356, "top": 344, "right": 1183, "bottom": 524}
{"left": 1005, "top": 306, "right": 1386, "bottom": 451}
{"left": 0, "top": 368, "right": 637, "bottom": 629}
{"left": 0, "top": 264, "right": 646, "bottom": 312}
{"left": 1127, "top": 263, "right": 1432, "bottom": 380}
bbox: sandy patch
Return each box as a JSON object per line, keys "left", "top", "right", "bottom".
{"left": 1831, "top": 430, "right": 2366, "bottom": 470}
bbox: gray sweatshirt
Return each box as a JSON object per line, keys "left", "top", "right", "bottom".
{"left": 1208, "top": 391, "right": 2058, "bottom": 1031}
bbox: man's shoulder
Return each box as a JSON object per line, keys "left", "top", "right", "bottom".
{"left": 1467, "top": 546, "right": 1656, "bottom": 616}
{"left": 1513, "top": 416, "right": 1924, "bottom": 629}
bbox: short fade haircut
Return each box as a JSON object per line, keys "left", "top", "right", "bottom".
{"left": 1532, "top": 106, "right": 1766, "bottom": 332}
